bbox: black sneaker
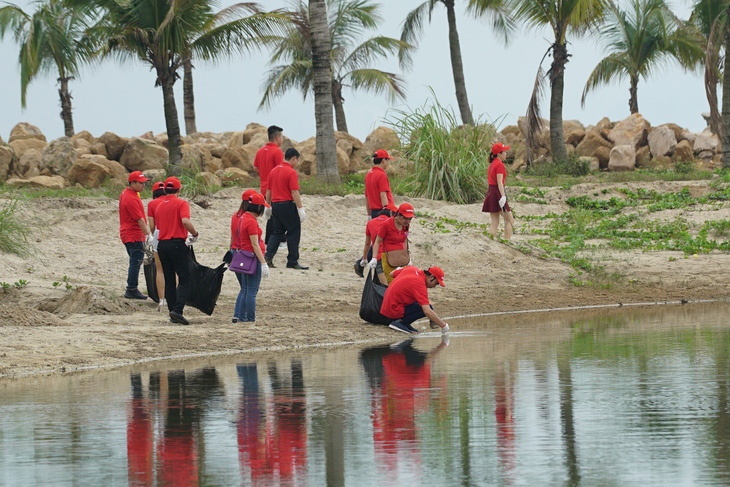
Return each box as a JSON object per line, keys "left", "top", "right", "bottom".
{"left": 169, "top": 311, "right": 190, "bottom": 325}
{"left": 354, "top": 261, "right": 364, "bottom": 278}
{"left": 265, "top": 258, "right": 276, "bottom": 268}
{"left": 286, "top": 263, "right": 309, "bottom": 270}
{"left": 389, "top": 319, "right": 417, "bottom": 334}
{"left": 124, "top": 289, "right": 148, "bottom": 300}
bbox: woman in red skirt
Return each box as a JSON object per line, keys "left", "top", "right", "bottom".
{"left": 482, "top": 143, "right": 514, "bottom": 240}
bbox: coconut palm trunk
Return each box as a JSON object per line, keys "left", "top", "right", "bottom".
{"left": 444, "top": 0, "right": 474, "bottom": 126}
{"left": 159, "top": 70, "right": 183, "bottom": 167}
{"left": 332, "top": 80, "right": 348, "bottom": 133}
{"left": 629, "top": 75, "right": 639, "bottom": 114}
{"left": 183, "top": 58, "right": 197, "bottom": 135}
{"left": 549, "top": 41, "right": 568, "bottom": 163}
{"left": 309, "top": 0, "right": 341, "bottom": 184}
{"left": 723, "top": 6, "right": 730, "bottom": 168}
{"left": 58, "top": 76, "right": 74, "bottom": 137}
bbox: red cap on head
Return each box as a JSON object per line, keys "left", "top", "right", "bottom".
{"left": 242, "top": 189, "right": 257, "bottom": 201}
{"left": 249, "top": 193, "right": 270, "bottom": 207}
{"left": 491, "top": 142, "right": 511, "bottom": 155}
{"left": 385, "top": 204, "right": 398, "bottom": 212}
{"left": 373, "top": 149, "right": 393, "bottom": 160}
{"left": 164, "top": 176, "right": 181, "bottom": 190}
{"left": 427, "top": 266, "right": 445, "bottom": 287}
{"left": 128, "top": 171, "right": 149, "bottom": 183}
{"left": 152, "top": 181, "right": 165, "bottom": 191}
{"left": 397, "top": 203, "right": 415, "bottom": 218}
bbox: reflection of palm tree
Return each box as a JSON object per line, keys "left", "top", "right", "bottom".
{"left": 557, "top": 353, "right": 580, "bottom": 486}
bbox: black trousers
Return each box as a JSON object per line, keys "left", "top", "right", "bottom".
{"left": 265, "top": 201, "right": 300, "bottom": 265}
{"left": 265, "top": 217, "right": 287, "bottom": 245}
{"left": 157, "top": 238, "right": 191, "bottom": 314}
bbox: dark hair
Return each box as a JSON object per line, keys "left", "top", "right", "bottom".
{"left": 152, "top": 188, "right": 166, "bottom": 199}
{"left": 285, "top": 148, "right": 300, "bottom": 160}
{"left": 247, "top": 204, "right": 264, "bottom": 216}
{"left": 268, "top": 125, "right": 283, "bottom": 141}
{"left": 373, "top": 156, "right": 384, "bottom": 165}
{"left": 165, "top": 187, "right": 180, "bottom": 194}
{"left": 237, "top": 200, "right": 249, "bottom": 216}
{"left": 489, "top": 152, "right": 500, "bottom": 163}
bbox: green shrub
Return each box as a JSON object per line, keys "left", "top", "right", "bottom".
{"left": 0, "top": 197, "right": 32, "bottom": 256}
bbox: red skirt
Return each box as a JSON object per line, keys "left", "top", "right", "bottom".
{"left": 482, "top": 185, "right": 511, "bottom": 213}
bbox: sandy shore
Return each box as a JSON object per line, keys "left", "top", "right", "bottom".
{"left": 0, "top": 181, "right": 728, "bottom": 377}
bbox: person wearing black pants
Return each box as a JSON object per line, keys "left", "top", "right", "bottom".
{"left": 157, "top": 238, "right": 191, "bottom": 319}
{"left": 266, "top": 201, "right": 301, "bottom": 266}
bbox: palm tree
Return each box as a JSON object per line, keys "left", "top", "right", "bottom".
{"left": 0, "top": 0, "right": 94, "bottom": 137}
{"left": 401, "top": 0, "right": 513, "bottom": 127}
{"left": 511, "top": 0, "right": 609, "bottom": 163}
{"left": 309, "top": 0, "right": 340, "bottom": 184}
{"left": 582, "top": 0, "right": 704, "bottom": 115}
{"left": 690, "top": 0, "right": 726, "bottom": 136}
{"left": 260, "top": 0, "right": 411, "bottom": 134}
{"left": 722, "top": 3, "right": 730, "bottom": 168}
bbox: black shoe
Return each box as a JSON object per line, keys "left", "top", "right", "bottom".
{"left": 265, "top": 258, "right": 276, "bottom": 268}
{"left": 389, "top": 319, "right": 417, "bottom": 334}
{"left": 354, "top": 261, "right": 364, "bottom": 278}
{"left": 286, "top": 263, "right": 309, "bottom": 270}
{"left": 124, "top": 289, "right": 148, "bottom": 300}
{"left": 169, "top": 311, "right": 190, "bottom": 325}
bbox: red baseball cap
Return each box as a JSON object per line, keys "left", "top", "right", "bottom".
{"left": 385, "top": 204, "right": 398, "bottom": 212}
{"left": 373, "top": 149, "right": 393, "bottom": 160}
{"left": 249, "top": 193, "right": 270, "bottom": 207}
{"left": 427, "top": 266, "right": 445, "bottom": 287}
{"left": 397, "top": 203, "right": 415, "bottom": 218}
{"left": 152, "top": 181, "right": 165, "bottom": 191}
{"left": 128, "top": 171, "right": 149, "bottom": 183}
{"left": 242, "top": 188, "right": 257, "bottom": 201}
{"left": 491, "top": 142, "right": 511, "bottom": 155}
{"left": 165, "top": 176, "right": 181, "bottom": 190}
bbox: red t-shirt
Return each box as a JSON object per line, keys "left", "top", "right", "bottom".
{"left": 366, "top": 214, "right": 389, "bottom": 259}
{"left": 364, "top": 166, "right": 394, "bottom": 210}
{"left": 231, "top": 212, "right": 265, "bottom": 253}
{"left": 488, "top": 158, "right": 507, "bottom": 186}
{"left": 155, "top": 194, "right": 191, "bottom": 240}
{"left": 376, "top": 217, "right": 408, "bottom": 253}
{"left": 380, "top": 266, "right": 430, "bottom": 318}
{"left": 268, "top": 162, "right": 299, "bottom": 202}
{"left": 254, "top": 142, "right": 284, "bottom": 194}
{"left": 119, "top": 187, "right": 147, "bottom": 243}
{"left": 147, "top": 197, "right": 163, "bottom": 220}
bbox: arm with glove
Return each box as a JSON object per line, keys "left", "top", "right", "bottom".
{"left": 182, "top": 218, "right": 199, "bottom": 247}
{"left": 249, "top": 234, "right": 269, "bottom": 278}
{"left": 368, "top": 236, "right": 383, "bottom": 269}
{"left": 292, "top": 190, "right": 305, "bottom": 223}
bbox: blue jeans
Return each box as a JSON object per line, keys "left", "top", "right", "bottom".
{"left": 234, "top": 261, "right": 262, "bottom": 322}
{"left": 124, "top": 241, "right": 145, "bottom": 290}
{"left": 400, "top": 303, "right": 434, "bottom": 326}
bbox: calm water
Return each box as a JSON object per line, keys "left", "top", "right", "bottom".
{"left": 1, "top": 303, "right": 730, "bottom": 486}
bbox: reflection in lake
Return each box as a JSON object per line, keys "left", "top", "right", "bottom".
{"left": 1, "top": 303, "right": 730, "bottom": 486}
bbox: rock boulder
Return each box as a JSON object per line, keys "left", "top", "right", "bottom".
{"left": 648, "top": 126, "right": 677, "bottom": 158}
{"left": 575, "top": 131, "right": 612, "bottom": 160}
{"left": 8, "top": 138, "right": 47, "bottom": 160}
{"left": 608, "top": 145, "right": 636, "bottom": 171}
{"left": 0, "top": 146, "right": 13, "bottom": 181}
{"left": 607, "top": 113, "right": 649, "bottom": 149}
{"left": 673, "top": 139, "right": 693, "bottom": 161}
{"left": 218, "top": 167, "right": 250, "bottom": 184}
{"left": 41, "top": 137, "right": 76, "bottom": 176}
{"left": 16, "top": 149, "right": 42, "bottom": 178}
{"left": 364, "top": 126, "right": 400, "bottom": 154}
{"left": 693, "top": 133, "right": 720, "bottom": 154}
{"left": 120, "top": 137, "right": 168, "bottom": 172}
{"left": 79, "top": 154, "right": 127, "bottom": 185}
{"left": 221, "top": 147, "right": 254, "bottom": 172}
{"left": 7, "top": 175, "right": 66, "bottom": 189}
{"left": 67, "top": 158, "right": 112, "bottom": 188}
{"left": 8, "top": 122, "right": 46, "bottom": 143}
{"left": 72, "top": 131, "right": 95, "bottom": 144}
{"left": 98, "top": 132, "right": 129, "bottom": 161}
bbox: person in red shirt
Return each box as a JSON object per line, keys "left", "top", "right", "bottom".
{"left": 380, "top": 265, "right": 450, "bottom": 334}
{"left": 264, "top": 148, "right": 308, "bottom": 270}
{"left": 355, "top": 204, "right": 397, "bottom": 281}
{"left": 364, "top": 149, "right": 395, "bottom": 219}
{"left": 482, "top": 142, "right": 514, "bottom": 240}
{"left": 155, "top": 177, "right": 199, "bottom": 325}
{"left": 231, "top": 192, "right": 270, "bottom": 323}
{"left": 119, "top": 171, "right": 153, "bottom": 300}
{"left": 368, "top": 202, "right": 414, "bottom": 285}
{"left": 147, "top": 181, "right": 168, "bottom": 311}
{"left": 254, "top": 125, "right": 284, "bottom": 244}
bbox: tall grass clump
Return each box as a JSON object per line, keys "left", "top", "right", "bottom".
{"left": 0, "top": 197, "right": 32, "bottom": 256}
{"left": 173, "top": 160, "right": 220, "bottom": 198}
{"left": 386, "top": 93, "right": 496, "bottom": 204}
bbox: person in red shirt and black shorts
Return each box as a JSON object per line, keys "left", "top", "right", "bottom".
{"left": 119, "top": 171, "right": 153, "bottom": 300}
{"left": 380, "top": 265, "right": 450, "bottom": 334}
{"left": 482, "top": 142, "right": 514, "bottom": 240}
{"left": 264, "top": 148, "right": 308, "bottom": 270}
{"left": 364, "top": 149, "right": 395, "bottom": 220}
{"left": 254, "top": 125, "right": 284, "bottom": 245}
{"left": 155, "top": 177, "right": 200, "bottom": 325}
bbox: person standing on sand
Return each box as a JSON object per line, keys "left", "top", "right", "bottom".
{"left": 254, "top": 125, "right": 284, "bottom": 245}
{"left": 380, "top": 265, "right": 450, "bottom": 334}
{"left": 155, "top": 177, "right": 200, "bottom": 325}
{"left": 356, "top": 204, "right": 397, "bottom": 281}
{"left": 482, "top": 142, "right": 514, "bottom": 240}
{"left": 230, "top": 192, "right": 270, "bottom": 323}
{"left": 368, "top": 203, "right": 414, "bottom": 285}
{"left": 364, "top": 149, "right": 395, "bottom": 220}
{"left": 147, "top": 181, "right": 168, "bottom": 311}
{"left": 119, "top": 171, "right": 153, "bottom": 300}
{"left": 265, "top": 148, "right": 308, "bottom": 270}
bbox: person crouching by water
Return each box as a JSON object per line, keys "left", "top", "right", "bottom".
{"left": 147, "top": 181, "right": 168, "bottom": 311}
{"left": 119, "top": 171, "right": 153, "bottom": 300}
{"left": 155, "top": 177, "right": 199, "bottom": 325}
{"left": 368, "top": 203, "right": 414, "bottom": 285}
{"left": 482, "top": 142, "right": 514, "bottom": 240}
{"left": 380, "top": 265, "right": 450, "bottom": 334}
{"left": 356, "top": 204, "right": 397, "bottom": 282}
{"left": 230, "top": 192, "right": 270, "bottom": 323}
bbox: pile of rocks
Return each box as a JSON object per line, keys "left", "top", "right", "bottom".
{"left": 0, "top": 122, "right": 402, "bottom": 189}
{"left": 496, "top": 113, "right": 721, "bottom": 172}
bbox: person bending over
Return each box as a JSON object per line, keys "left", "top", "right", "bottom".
{"left": 380, "top": 265, "right": 450, "bottom": 334}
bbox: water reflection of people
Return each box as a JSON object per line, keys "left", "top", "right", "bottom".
{"left": 127, "top": 373, "right": 154, "bottom": 487}
{"left": 494, "top": 364, "right": 516, "bottom": 480}
{"left": 360, "top": 337, "right": 449, "bottom": 474}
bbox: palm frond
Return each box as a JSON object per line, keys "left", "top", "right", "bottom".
{"left": 345, "top": 68, "right": 406, "bottom": 102}
{"left": 399, "top": 0, "right": 434, "bottom": 69}
{"left": 467, "top": 0, "right": 515, "bottom": 44}
{"left": 580, "top": 52, "right": 629, "bottom": 106}
{"left": 259, "top": 59, "right": 312, "bottom": 109}
{"left": 339, "top": 35, "right": 411, "bottom": 73}
{"left": 525, "top": 48, "right": 549, "bottom": 164}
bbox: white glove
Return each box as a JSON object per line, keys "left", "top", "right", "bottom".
{"left": 145, "top": 234, "right": 154, "bottom": 247}
{"left": 298, "top": 207, "right": 306, "bottom": 223}
{"left": 499, "top": 196, "right": 507, "bottom": 208}
{"left": 367, "top": 258, "right": 377, "bottom": 269}
{"left": 261, "top": 262, "right": 270, "bottom": 278}
{"left": 359, "top": 259, "right": 368, "bottom": 267}
{"left": 185, "top": 232, "right": 198, "bottom": 247}
{"left": 366, "top": 214, "right": 372, "bottom": 223}
{"left": 441, "top": 323, "right": 450, "bottom": 334}
{"left": 263, "top": 207, "right": 272, "bottom": 221}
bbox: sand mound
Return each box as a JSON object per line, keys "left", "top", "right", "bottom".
{"left": 0, "top": 304, "right": 68, "bottom": 326}
{"left": 37, "top": 286, "right": 133, "bottom": 316}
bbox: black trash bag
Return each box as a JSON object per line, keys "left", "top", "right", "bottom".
{"left": 359, "top": 268, "right": 391, "bottom": 325}
{"left": 143, "top": 259, "right": 160, "bottom": 303}
{"left": 186, "top": 247, "right": 226, "bottom": 316}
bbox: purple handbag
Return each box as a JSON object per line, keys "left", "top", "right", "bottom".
{"left": 229, "top": 250, "right": 257, "bottom": 274}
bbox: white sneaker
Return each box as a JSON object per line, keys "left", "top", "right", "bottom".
{"left": 157, "top": 298, "right": 166, "bottom": 312}
{"left": 441, "top": 323, "right": 450, "bottom": 334}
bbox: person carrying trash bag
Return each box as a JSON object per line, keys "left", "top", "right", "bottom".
{"left": 364, "top": 149, "right": 395, "bottom": 220}
{"left": 230, "top": 192, "right": 270, "bottom": 323}
{"left": 355, "top": 204, "right": 397, "bottom": 282}
{"left": 119, "top": 170, "right": 153, "bottom": 300}
{"left": 368, "top": 203, "right": 414, "bottom": 285}
{"left": 380, "top": 265, "right": 450, "bottom": 335}
{"left": 155, "top": 176, "right": 200, "bottom": 325}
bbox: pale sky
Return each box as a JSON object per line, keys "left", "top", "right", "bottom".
{"left": 0, "top": 0, "right": 705, "bottom": 144}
